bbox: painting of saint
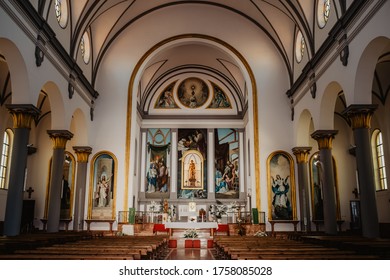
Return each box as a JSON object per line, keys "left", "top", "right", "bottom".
{"left": 177, "top": 77, "right": 209, "bottom": 108}
{"left": 208, "top": 83, "right": 231, "bottom": 108}
{"left": 215, "top": 129, "right": 239, "bottom": 199}
{"left": 93, "top": 155, "right": 114, "bottom": 208}
{"left": 145, "top": 129, "right": 171, "bottom": 199}
{"left": 155, "top": 82, "right": 178, "bottom": 108}
{"left": 178, "top": 129, "right": 207, "bottom": 199}
{"left": 268, "top": 152, "right": 296, "bottom": 220}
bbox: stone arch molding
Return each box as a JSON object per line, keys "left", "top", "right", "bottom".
{"left": 354, "top": 36, "right": 390, "bottom": 105}
{"left": 0, "top": 38, "right": 30, "bottom": 104}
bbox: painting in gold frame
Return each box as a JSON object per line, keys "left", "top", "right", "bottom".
{"left": 267, "top": 151, "right": 297, "bottom": 221}
{"left": 181, "top": 150, "right": 204, "bottom": 190}
{"left": 88, "top": 151, "right": 117, "bottom": 220}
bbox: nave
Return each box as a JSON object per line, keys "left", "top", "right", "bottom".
{"left": 0, "top": 231, "right": 389, "bottom": 260}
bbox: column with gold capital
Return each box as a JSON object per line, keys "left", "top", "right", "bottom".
{"left": 292, "top": 147, "right": 312, "bottom": 232}
{"left": 342, "top": 104, "right": 379, "bottom": 238}
{"left": 73, "top": 146, "right": 92, "bottom": 231}
{"left": 46, "top": 130, "right": 73, "bottom": 232}
{"left": 4, "top": 104, "right": 40, "bottom": 236}
{"left": 311, "top": 130, "right": 338, "bottom": 235}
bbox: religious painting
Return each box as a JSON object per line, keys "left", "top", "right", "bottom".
{"left": 182, "top": 150, "right": 203, "bottom": 190}
{"left": 177, "top": 77, "right": 209, "bottom": 108}
{"left": 155, "top": 81, "right": 179, "bottom": 109}
{"left": 60, "top": 152, "right": 75, "bottom": 219}
{"left": 89, "top": 152, "right": 116, "bottom": 219}
{"left": 177, "top": 128, "right": 207, "bottom": 199}
{"left": 145, "top": 128, "right": 171, "bottom": 199}
{"left": 215, "top": 128, "right": 239, "bottom": 199}
{"left": 207, "top": 82, "right": 231, "bottom": 108}
{"left": 309, "top": 152, "right": 341, "bottom": 221}
{"left": 267, "top": 151, "right": 296, "bottom": 221}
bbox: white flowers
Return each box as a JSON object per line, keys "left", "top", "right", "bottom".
{"left": 183, "top": 229, "right": 198, "bottom": 238}
{"left": 254, "top": 230, "right": 268, "bottom": 237}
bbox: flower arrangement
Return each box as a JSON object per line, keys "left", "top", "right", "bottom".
{"left": 209, "top": 204, "right": 227, "bottom": 219}
{"left": 254, "top": 230, "right": 268, "bottom": 237}
{"left": 183, "top": 229, "right": 198, "bottom": 238}
{"left": 149, "top": 200, "right": 160, "bottom": 212}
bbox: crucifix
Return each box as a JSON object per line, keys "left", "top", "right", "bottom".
{"left": 26, "top": 187, "right": 34, "bottom": 199}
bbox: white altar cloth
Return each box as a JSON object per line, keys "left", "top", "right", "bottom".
{"left": 165, "top": 222, "right": 218, "bottom": 229}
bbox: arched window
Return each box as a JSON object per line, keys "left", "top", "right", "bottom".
{"left": 372, "top": 129, "right": 388, "bottom": 191}
{"left": 0, "top": 129, "right": 13, "bottom": 189}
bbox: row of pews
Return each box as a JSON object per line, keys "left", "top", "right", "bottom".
{"left": 0, "top": 232, "right": 169, "bottom": 260}
{"left": 212, "top": 235, "right": 384, "bottom": 260}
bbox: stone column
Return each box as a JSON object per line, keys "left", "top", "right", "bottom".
{"left": 292, "top": 147, "right": 312, "bottom": 232}
{"left": 3, "top": 104, "right": 40, "bottom": 236}
{"left": 170, "top": 129, "right": 178, "bottom": 199}
{"left": 72, "top": 146, "right": 92, "bottom": 231}
{"left": 207, "top": 129, "right": 215, "bottom": 200}
{"left": 342, "top": 104, "right": 379, "bottom": 238}
{"left": 46, "top": 130, "right": 73, "bottom": 232}
{"left": 139, "top": 129, "right": 147, "bottom": 194}
{"left": 311, "top": 130, "right": 338, "bottom": 235}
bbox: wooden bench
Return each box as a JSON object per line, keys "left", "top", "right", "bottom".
{"left": 312, "top": 220, "right": 345, "bottom": 232}
{"left": 85, "top": 219, "right": 116, "bottom": 232}
{"left": 269, "top": 220, "right": 299, "bottom": 234}
{"left": 40, "top": 218, "right": 72, "bottom": 231}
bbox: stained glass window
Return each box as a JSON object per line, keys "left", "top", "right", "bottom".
{"left": 0, "top": 130, "right": 12, "bottom": 189}
{"left": 295, "top": 30, "right": 305, "bottom": 63}
{"left": 80, "top": 32, "right": 91, "bottom": 64}
{"left": 317, "top": 0, "right": 331, "bottom": 28}
{"left": 54, "top": 0, "right": 68, "bottom": 28}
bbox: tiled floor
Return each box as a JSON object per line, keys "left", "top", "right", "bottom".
{"left": 165, "top": 248, "right": 215, "bottom": 260}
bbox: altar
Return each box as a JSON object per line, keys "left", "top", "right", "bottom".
{"left": 164, "top": 222, "right": 218, "bottom": 236}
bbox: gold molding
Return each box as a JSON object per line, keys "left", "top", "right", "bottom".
{"left": 342, "top": 104, "right": 378, "bottom": 130}
{"left": 127, "top": 34, "right": 260, "bottom": 210}
{"left": 6, "top": 104, "right": 40, "bottom": 129}
{"left": 87, "top": 151, "right": 118, "bottom": 220}
{"left": 266, "top": 150, "right": 297, "bottom": 221}
{"left": 311, "top": 130, "right": 338, "bottom": 150}
{"left": 47, "top": 130, "right": 74, "bottom": 149}
{"left": 73, "top": 146, "right": 93, "bottom": 163}
{"left": 292, "top": 147, "right": 312, "bottom": 163}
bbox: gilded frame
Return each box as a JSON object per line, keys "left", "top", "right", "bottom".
{"left": 181, "top": 150, "right": 204, "bottom": 190}
{"left": 88, "top": 151, "right": 117, "bottom": 219}
{"left": 267, "top": 151, "right": 297, "bottom": 221}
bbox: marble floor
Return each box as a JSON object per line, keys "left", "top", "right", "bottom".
{"left": 164, "top": 248, "right": 215, "bottom": 260}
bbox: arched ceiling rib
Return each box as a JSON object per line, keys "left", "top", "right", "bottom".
{"left": 56, "top": 0, "right": 318, "bottom": 87}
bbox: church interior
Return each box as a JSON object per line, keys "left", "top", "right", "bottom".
{"left": 0, "top": 0, "right": 390, "bottom": 260}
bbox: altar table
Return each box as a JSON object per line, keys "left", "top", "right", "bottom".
{"left": 164, "top": 222, "right": 218, "bottom": 236}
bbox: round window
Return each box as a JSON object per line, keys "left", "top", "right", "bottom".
{"left": 317, "top": 0, "right": 331, "bottom": 28}
{"left": 54, "top": 0, "right": 68, "bottom": 28}
{"left": 80, "top": 32, "right": 91, "bottom": 64}
{"left": 295, "top": 30, "right": 305, "bottom": 63}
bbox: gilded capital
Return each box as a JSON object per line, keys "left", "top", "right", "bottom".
{"left": 311, "top": 130, "right": 338, "bottom": 150}
{"left": 292, "top": 147, "right": 312, "bottom": 163}
{"left": 342, "top": 104, "right": 378, "bottom": 129}
{"left": 73, "top": 146, "right": 92, "bottom": 163}
{"left": 6, "top": 104, "right": 40, "bottom": 129}
{"left": 47, "top": 130, "right": 74, "bottom": 149}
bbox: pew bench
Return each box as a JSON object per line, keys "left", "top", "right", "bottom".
{"left": 312, "top": 220, "right": 345, "bottom": 232}
{"left": 85, "top": 219, "right": 116, "bottom": 232}
{"left": 40, "top": 218, "right": 72, "bottom": 231}
{"left": 268, "top": 220, "right": 299, "bottom": 235}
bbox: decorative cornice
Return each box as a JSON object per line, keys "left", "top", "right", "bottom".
{"left": 311, "top": 130, "right": 338, "bottom": 150}
{"left": 6, "top": 104, "right": 40, "bottom": 129}
{"left": 342, "top": 104, "right": 378, "bottom": 129}
{"left": 73, "top": 146, "right": 93, "bottom": 163}
{"left": 47, "top": 130, "right": 73, "bottom": 149}
{"left": 292, "top": 147, "right": 312, "bottom": 163}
